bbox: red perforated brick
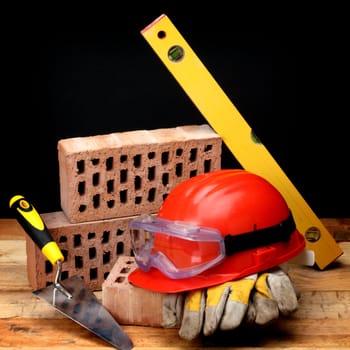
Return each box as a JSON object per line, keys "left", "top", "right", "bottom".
{"left": 102, "top": 256, "right": 167, "bottom": 327}
{"left": 58, "top": 124, "right": 222, "bottom": 223}
{"left": 25, "top": 211, "right": 135, "bottom": 291}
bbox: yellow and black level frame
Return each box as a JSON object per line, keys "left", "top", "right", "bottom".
{"left": 141, "top": 14, "right": 343, "bottom": 269}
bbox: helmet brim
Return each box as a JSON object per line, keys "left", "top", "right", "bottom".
{"left": 128, "top": 229, "right": 306, "bottom": 293}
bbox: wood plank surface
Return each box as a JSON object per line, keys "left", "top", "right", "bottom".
{"left": 0, "top": 218, "right": 350, "bottom": 349}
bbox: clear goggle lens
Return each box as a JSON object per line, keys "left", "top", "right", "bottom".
{"left": 129, "top": 215, "right": 226, "bottom": 279}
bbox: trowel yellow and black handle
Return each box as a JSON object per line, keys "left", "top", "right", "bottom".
{"left": 9, "top": 195, "right": 64, "bottom": 266}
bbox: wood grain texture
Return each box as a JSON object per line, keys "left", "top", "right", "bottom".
{"left": 0, "top": 218, "right": 350, "bottom": 349}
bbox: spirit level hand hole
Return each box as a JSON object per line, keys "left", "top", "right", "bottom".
{"left": 157, "top": 30, "right": 166, "bottom": 39}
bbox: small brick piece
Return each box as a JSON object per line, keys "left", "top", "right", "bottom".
{"left": 25, "top": 211, "right": 134, "bottom": 291}
{"left": 102, "top": 256, "right": 166, "bottom": 327}
{"left": 58, "top": 124, "right": 222, "bottom": 223}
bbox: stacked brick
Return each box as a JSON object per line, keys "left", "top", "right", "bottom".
{"left": 26, "top": 211, "right": 134, "bottom": 291}
{"left": 102, "top": 256, "right": 167, "bottom": 327}
{"left": 58, "top": 124, "right": 222, "bottom": 223}
{"left": 25, "top": 124, "right": 222, "bottom": 292}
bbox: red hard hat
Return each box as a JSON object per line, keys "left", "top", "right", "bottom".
{"left": 128, "top": 169, "right": 305, "bottom": 293}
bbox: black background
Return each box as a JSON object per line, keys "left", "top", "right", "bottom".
{"left": 2, "top": 3, "right": 349, "bottom": 219}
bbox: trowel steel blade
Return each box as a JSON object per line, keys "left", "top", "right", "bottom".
{"left": 9, "top": 195, "right": 133, "bottom": 350}
{"left": 33, "top": 275, "right": 133, "bottom": 350}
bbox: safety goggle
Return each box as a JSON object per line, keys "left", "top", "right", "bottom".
{"left": 129, "top": 215, "right": 225, "bottom": 279}
{"left": 129, "top": 212, "right": 296, "bottom": 279}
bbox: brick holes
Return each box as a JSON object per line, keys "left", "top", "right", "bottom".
{"left": 120, "top": 169, "right": 127, "bottom": 183}
{"left": 162, "top": 173, "right": 169, "bottom": 186}
{"left": 78, "top": 181, "right": 85, "bottom": 195}
{"left": 116, "top": 241, "right": 124, "bottom": 255}
{"left": 176, "top": 163, "right": 183, "bottom": 177}
{"left": 77, "top": 160, "right": 84, "bottom": 174}
{"left": 190, "top": 148, "right": 197, "bottom": 162}
{"left": 90, "top": 267, "right": 98, "bottom": 280}
{"left": 148, "top": 188, "right": 156, "bottom": 202}
{"left": 89, "top": 247, "right": 96, "bottom": 259}
{"left": 45, "top": 260, "right": 53, "bottom": 274}
{"left": 148, "top": 152, "right": 155, "bottom": 159}
{"left": 204, "top": 159, "right": 212, "bottom": 172}
{"left": 116, "top": 229, "right": 124, "bottom": 236}
{"left": 120, "top": 190, "right": 127, "bottom": 203}
{"left": 103, "top": 251, "right": 110, "bottom": 264}
{"left": 116, "top": 276, "right": 125, "bottom": 283}
{"left": 176, "top": 148, "right": 183, "bottom": 156}
{"left": 62, "top": 249, "right": 68, "bottom": 262}
{"left": 135, "top": 196, "right": 142, "bottom": 204}
{"left": 102, "top": 231, "right": 110, "bottom": 244}
{"left": 204, "top": 144, "right": 213, "bottom": 152}
{"left": 161, "top": 151, "right": 169, "bottom": 164}
{"left": 59, "top": 235, "right": 67, "bottom": 243}
{"left": 148, "top": 166, "right": 155, "bottom": 181}
{"left": 120, "top": 155, "right": 127, "bottom": 163}
{"left": 106, "top": 157, "right": 113, "bottom": 170}
{"left": 133, "top": 154, "right": 141, "bottom": 167}
{"left": 91, "top": 158, "right": 99, "bottom": 165}
{"left": 61, "top": 270, "right": 69, "bottom": 280}
{"left": 75, "top": 256, "right": 83, "bottom": 268}
{"left": 93, "top": 194, "right": 100, "bottom": 208}
{"left": 73, "top": 234, "right": 82, "bottom": 247}
{"left": 79, "top": 204, "right": 86, "bottom": 212}
{"left": 92, "top": 173, "right": 100, "bottom": 186}
{"left": 190, "top": 170, "right": 198, "bottom": 177}
{"left": 107, "top": 199, "right": 115, "bottom": 208}
{"left": 88, "top": 232, "right": 96, "bottom": 239}
{"left": 107, "top": 179, "right": 114, "bottom": 193}
{"left": 134, "top": 176, "right": 141, "bottom": 190}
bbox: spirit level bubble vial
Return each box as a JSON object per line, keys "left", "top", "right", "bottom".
{"left": 140, "top": 14, "right": 343, "bottom": 269}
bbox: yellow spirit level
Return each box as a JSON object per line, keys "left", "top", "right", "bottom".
{"left": 141, "top": 14, "right": 343, "bottom": 269}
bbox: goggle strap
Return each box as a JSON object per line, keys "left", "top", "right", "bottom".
{"left": 224, "top": 211, "right": 296, "bottom": 256}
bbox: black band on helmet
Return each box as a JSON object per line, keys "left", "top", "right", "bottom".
{"left": 224, "top": 211, "right": 296, "bottom": 256}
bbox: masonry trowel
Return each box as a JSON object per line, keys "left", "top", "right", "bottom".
{"left": 10, "top": 195, "right": 134, "bottom": 350}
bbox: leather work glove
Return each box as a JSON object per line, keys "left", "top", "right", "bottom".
{"left": 162, "top": 273, "right": 257, "bottom": 340}
{"left": 247, "top": 266, "right": 300, "bottom": 325}
{"left": 161, "top": 266, "right": 299, "bottom": 341}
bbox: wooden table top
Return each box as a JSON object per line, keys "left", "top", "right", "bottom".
{"left": 1, "top": 218, "right": 350, "bottom": 349}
